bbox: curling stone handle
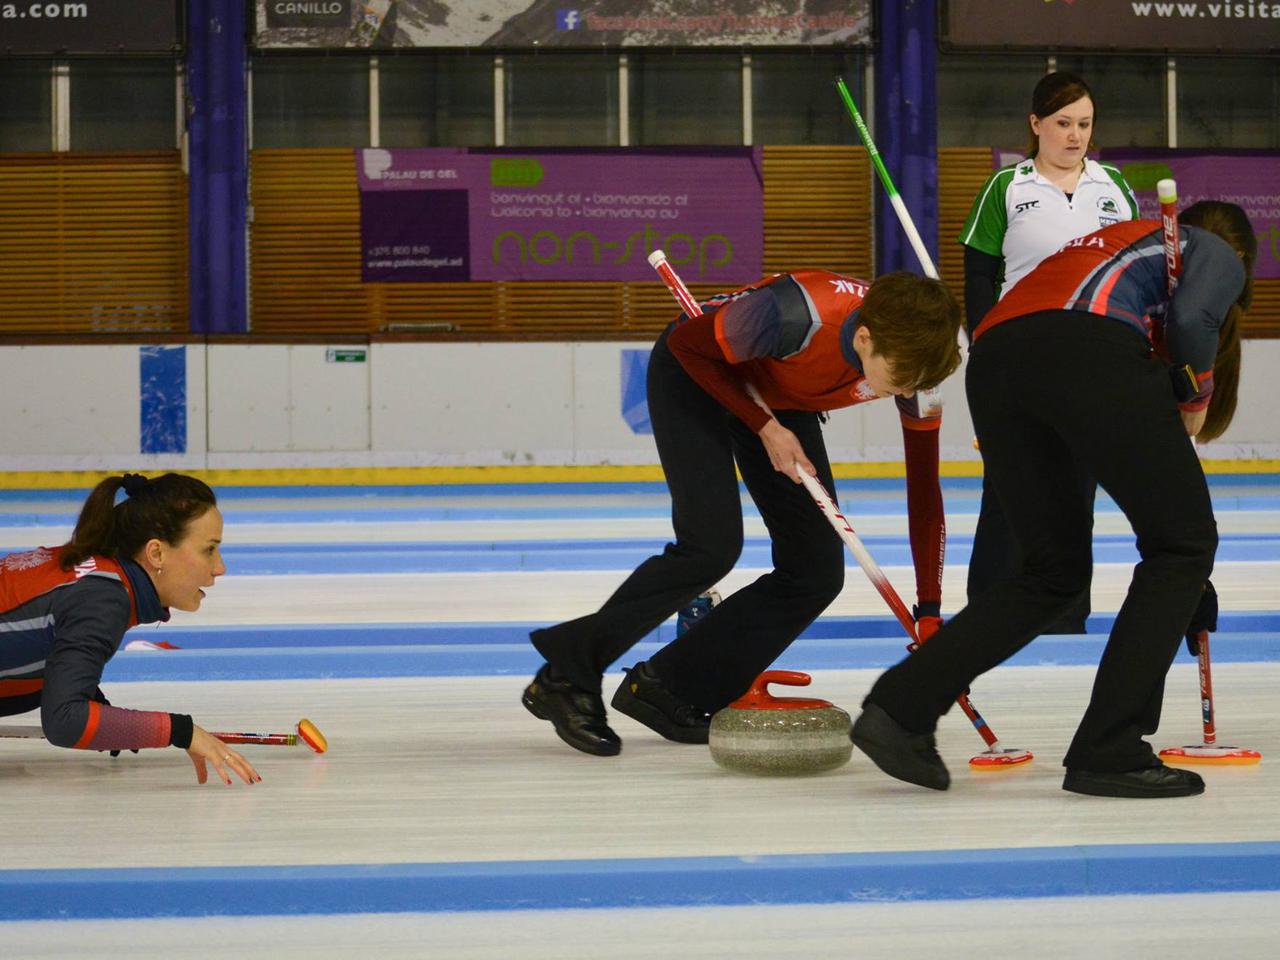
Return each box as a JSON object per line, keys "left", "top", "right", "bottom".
{"left": 739, "top": 670, "right": 813, "bottom": 707}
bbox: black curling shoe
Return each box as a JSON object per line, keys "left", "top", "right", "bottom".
{"left": 850, "top": 702, "right": 951, "bottom": 791}
{"left": 522, "top": 664, "right": 621, "bottom": 757}
{"left": 611, "top": 662, "right": 712, "bottom": 744}
{"left": 1063, "top": 763, "right": 1205, "bottom": 798}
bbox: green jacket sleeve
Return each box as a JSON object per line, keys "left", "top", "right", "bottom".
{"left": 958, "top": 168, "right": 1011, "bottom": 257}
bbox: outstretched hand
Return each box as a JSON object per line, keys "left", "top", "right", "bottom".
{"left": 758, "top": 420, "right": 814, "bottom": 483}
{"left": 187, "top": 725, "right": 261, "bottom": 785}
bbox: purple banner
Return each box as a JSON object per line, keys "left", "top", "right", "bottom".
{"left": 357, "top": 148, "right": 763, "bottom": 283}
{"left": 1103, "top": 150, "right": 1280, "bottom": 280}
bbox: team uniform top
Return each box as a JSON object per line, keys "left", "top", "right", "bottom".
{"left": 978, "top": 220, "right": 1246, "bottom": 412}
{"left": 665, "top": 268, "right": 945, "bottom": 610}
{"left": 0, "top": 547, "right": 190, "bottom": 752}
{"left": 961, "top": 157, "right": 1138, "bottom": 296}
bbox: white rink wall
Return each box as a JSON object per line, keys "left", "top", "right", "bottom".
{"left": 0, "top": 339, "right": 1277, "bottom": 471}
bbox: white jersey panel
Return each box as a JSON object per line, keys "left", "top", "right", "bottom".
{"left": 999, "top": 158, "right": 1136, "bottom": 298}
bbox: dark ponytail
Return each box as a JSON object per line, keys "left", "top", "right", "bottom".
{"left": 58, "top": 473, "right": 217, "bottom": 569}
{"left": 1180, "top": 200, "right": 1257, "bottom": 444}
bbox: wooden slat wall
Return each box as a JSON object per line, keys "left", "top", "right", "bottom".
{"left": 249, "top": 146, "right": 872, "bottom": 337}
{"left": 0, "top": 152, "right": 187, "bottom": 334}
{"left": 1251, "top": 277, "right": 1280, "bottom": 337}
{"left": 2, "top": 147, "right": 1266, "bottom": 338}
{"left": 936, "top": 147, "right": 994, "bottom": 331}
{"left": 937, "top": 147, "right": 1279, "bottom": 336}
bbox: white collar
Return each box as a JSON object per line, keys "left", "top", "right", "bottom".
{"left": 1013, "top": 156, "right": 1108, "bottom": 186}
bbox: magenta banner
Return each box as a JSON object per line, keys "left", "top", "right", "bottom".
{"left": 356, "top": 147, "right": 763, "bottom": 283}
{"left": 1103, "top": 150, "right": 1280, "bottom": 280}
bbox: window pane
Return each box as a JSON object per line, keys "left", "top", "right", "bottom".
{"left": 1054, "top": 55, "right": 1165, "bottom": 149}
{"left": 751, "top": 52, "right": 864, "bottom": 146}
{"left": 936, "top": 54, "right": 1048, "bottom": 149}
{"left": 380, "top": 55, "right": 494, "bottom": 147}
{"left": 253, "top": 57, "right": 369, "bottom": 148}
{"left": 70, "top": 59, "right": 175, "bottom": 152}
{"left": 752, "top": 52, "right": 865, "bottom": 144}
{"left": 505, "top": 54, "right": 617, "bottom": 147}
{"left": 1178, "top": 57, "right": 1279, "bottom": 149}
{"left": 0, "top": 61, "right": 51, "bottom": 152}
{"left": 630, "top": 54, "right": 742, "bottom": 146}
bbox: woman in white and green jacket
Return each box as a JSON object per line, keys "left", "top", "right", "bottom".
{"left": 959, "top": 71, "right": 1138, "bottom": 635}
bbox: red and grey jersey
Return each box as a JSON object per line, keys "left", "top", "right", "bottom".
{"left": 669, "top": 269, "right": 939, "bottom": 432}
{"left": 0, "top": 548, "right": 185, "bottom": 752}
{"left": 977, "top": 221, "right": 1246, "bottom": 411}
{"left": 666, "top": 269, "right": 945, "bottom": 609}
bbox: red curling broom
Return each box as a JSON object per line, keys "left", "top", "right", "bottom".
{"left": 1159, "top": 629, "right": 1260, "bottom": 767}
{"left": 1152, "top": 179, "right": 1259, "bottom": 768}
{"left": 0, "top": 718, "right": 328, "bottom": 753}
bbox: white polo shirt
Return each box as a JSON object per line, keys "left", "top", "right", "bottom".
{"left": 959, "top": 157, "right": 1138, "bottom": 297}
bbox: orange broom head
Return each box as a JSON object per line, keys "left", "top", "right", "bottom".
{"left": 969, "top": 749, "right": 1034, "bottom": 770}
{"left": 296, "top": 718, "right": 329, "bottom": 754}
{"left": 1160, "top": 746, "right": 1261, "bottom": 766}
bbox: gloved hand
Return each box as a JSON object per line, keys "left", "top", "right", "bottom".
{"left": 1185, "top": 580, "right": 1218, "bottom": 657}
{"left": 913, "top": 603, "right": 943, "bottom": 644}
{"left": 92, "top": 687, "right": 138, "bottom": 759}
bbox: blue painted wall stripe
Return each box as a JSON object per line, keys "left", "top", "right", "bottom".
{"left": 130, "top": 613, "right": 1280, "bottom": 647}
{"left": 139, "top": 345, "right": 187, "bottom": 454}
{"left": 100, "top": 630, "right": 1280, "bottom": 682}
{"left": 2, "top": 842, "right": 1277, "bottom": 920}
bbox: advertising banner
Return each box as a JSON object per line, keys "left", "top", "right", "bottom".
{"left": 256, "top": 0, "right": 870, "bottom": 49}
{"left": 0, "top": 0, "right": 180, "bottom": 54}
{"left": 1104, "top": 149, "right": 1280, "bottom": 279}
{"left": 943, "top": 0, "right": 1279, "bottom": 53}
{"left": 356, "top": 147, "right": 763, "bottom": 284}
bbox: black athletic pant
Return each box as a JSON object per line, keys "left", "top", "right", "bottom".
{"left": 0, "top": 691, "right": 42, "bottom": 717}
{"left": 968, "top": 468, "right": 1094, "bottom": 633}
{"left": 866, "top": 312, "right": 1217, "bottom": 772}
{"left": 531, "top": 325, "right": 845, "bottom": 711}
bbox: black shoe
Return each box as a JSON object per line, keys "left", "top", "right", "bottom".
{"left": 850, "top": 703, "right": 950, "bottom": 791}
{"left": 1063, "top": 763, "right": 1205, "bottom": 798}
{"left": 610, "top": 662, "right": 712, "bottom": 744}
{"left": 522, "top": 664, "right": 621, "bottom": 757}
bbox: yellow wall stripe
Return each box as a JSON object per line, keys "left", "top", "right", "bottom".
{"left": 0, "top": 460, "right": 1275, "bottom": 490}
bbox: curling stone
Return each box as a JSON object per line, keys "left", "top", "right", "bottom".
{"left": 709, "top": 670, "right": 852, "bottom": 776}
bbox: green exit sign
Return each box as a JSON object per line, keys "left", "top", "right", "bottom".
{"left": 326, "top": 348, "right": 367, "bottom": 363}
